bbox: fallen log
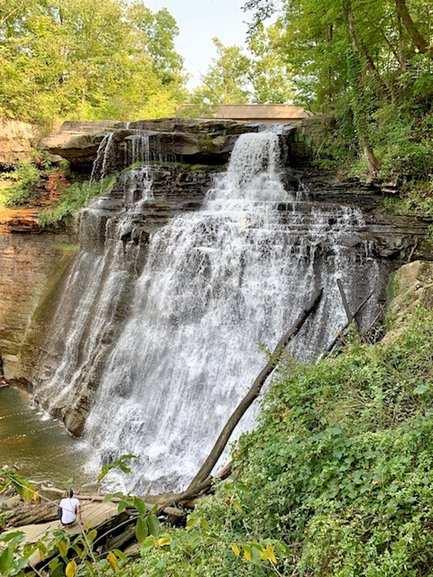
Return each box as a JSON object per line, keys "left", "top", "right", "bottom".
{"left": 215, "top": 461, "right": 232, "bottom": 480}
{"left": 163, "top": 506, "right": 185, "bottom": 518}
{"left": 323, "top": 289, "right": 374, "bottom": 355}
{"left": 336, "top": 278, "right": 362, "bottom": 335}
{"left": 185, "top": 288, "right": 323, "bottom": 493}
{"left": 5, "top": 502, "right": 57, "bottom": 528}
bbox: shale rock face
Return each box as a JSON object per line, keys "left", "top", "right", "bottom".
{"left": 39, "top": 121, "right": 125, "bottom": 169}
{"left": 387, "top": 261, "right": 433, "bottom": 327}
{"left": 300, "top": 173, "right": 433, "bottom": 262}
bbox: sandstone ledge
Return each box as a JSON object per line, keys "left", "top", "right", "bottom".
{"left": 40, "top": 119, "right": 294, "bottom": 170}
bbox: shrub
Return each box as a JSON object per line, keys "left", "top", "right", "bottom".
{"left": 5, "top": 160, "right": 41, "bottom": 206}
{"left": 38, "top": 176, "right": 116, "bottom": 226}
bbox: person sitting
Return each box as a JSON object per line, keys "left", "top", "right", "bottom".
{"left": 58, "top": 488, "right": 82, "bottom": 527}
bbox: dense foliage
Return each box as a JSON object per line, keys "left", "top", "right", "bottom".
{"left": 0, "top": 0, "right": 186, "bottom": 125}
{"left": 38, "top": 176, "right": 116, "bottom": 226}
{"left": 239, "top": 0, "right": 433, "bottom": 183}
{"left": 124, "top": 308, "right": 433, "bottom": 576}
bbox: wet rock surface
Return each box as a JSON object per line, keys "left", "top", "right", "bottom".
{"left": 299, "top": 171, "right": 433, "bottom": 263}
{"left": 0, "top": 231, "right": 78, "bottom": 386}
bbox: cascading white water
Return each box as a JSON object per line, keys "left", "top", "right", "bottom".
{"left": 33, "top": 135, "right": 155, "bottom": 421}
{"left": 80, "top": 132, "right": 380, "bottom": 493}
{"left": 90, "top": 133, "right": 115, "bottom": 183}
{"left": 123, "top": 133, "right": 154, "bottom": 208}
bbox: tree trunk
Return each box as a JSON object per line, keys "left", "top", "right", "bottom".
{"left": 345, "top": 0, "right": 389, "bottom": 98}
{"left": 344, "top": 0, "right": 380, "bottom": 181}
{"left": 395, "top": 0, "right": 433, "bottom": 58}
{"left": 396, "top": 12, "right": 408, "bottom": 70}
{"left": 323, "top": 289, "right": 374, "bottom": 355}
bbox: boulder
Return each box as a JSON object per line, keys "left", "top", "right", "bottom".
{"left": 387, "top": 260, "right": 433, "bottom": 328}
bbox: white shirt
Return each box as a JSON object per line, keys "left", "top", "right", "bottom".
{"left": 59, "top": 497, "right": 80, "bottom": 525}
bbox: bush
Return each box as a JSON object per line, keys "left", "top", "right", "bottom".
{"left": 373, "top": 106, "right": 433, "bottom": 183}
{"left": 5, "top": 160, "right": 41, "bottom": 206}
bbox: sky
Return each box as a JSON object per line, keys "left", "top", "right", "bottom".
{"left": 145, "top": 0, "right": 250, "bottom": 89}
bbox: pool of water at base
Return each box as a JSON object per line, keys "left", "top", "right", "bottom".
{"left": 0, "top": 386, "right": 94, "bottom": 490}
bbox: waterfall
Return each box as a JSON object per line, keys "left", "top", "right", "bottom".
{"left": 72, "top": 131, "right": 379, "bottom": 494}
{"left": 33, "top": 139, "right": 154, "bottom": 425}
{"left": 90, "top": 133, "right": 115, "bottom": 183}
{"left": 123, "top": 133, "right": 153, "bottom": 207}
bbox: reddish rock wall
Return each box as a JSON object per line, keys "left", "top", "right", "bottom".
{"left": 0, "top": 230, "right": 78, "bottom": 386}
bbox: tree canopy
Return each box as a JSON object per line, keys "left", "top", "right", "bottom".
{"left": 241, "top": 0, "right": 433, "bottom": 181}
{"left": 0, "top": 0, "right": 187, "bottom": 125}
{"left": 190, "top": 26, "right": 295, "bottom": 106}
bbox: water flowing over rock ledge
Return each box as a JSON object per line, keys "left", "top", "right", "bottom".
{"left": 41, "top": 119, "right": 277, "bottom": 170}
{"left": 1, "top": 119, "right": 432, "bottom": 495}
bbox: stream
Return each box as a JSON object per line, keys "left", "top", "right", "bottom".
{"left": 0, "top": 387, "right": 92, "bottom": 488}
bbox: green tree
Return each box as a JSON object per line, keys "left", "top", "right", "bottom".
{"left": 243, "top": 0, "right": 433, "bottom": 182}
{"left": 0, "top": 0, "right": 186, "bottom": 125}
{"left": 248, "top": 21, "right": 296, "bottom": 103}
{"left": 191, "top": 37, "right": 252, "bottom": 105}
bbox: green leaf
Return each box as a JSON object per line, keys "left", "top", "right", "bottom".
{"left": 113, "top": 549, "right": 128, "bottom": 563}
{"left": 98, "top": 454, "right": 137, "bottom": 482}
{"left": 0, "top": 547, "right": 14, "bottom": 576}
{"left": 86, "top": 529, "right": 98, "bottom": 543}
{"left": 0, "top": 531, "right": 24, "bottom": 544}
{"left": 134, "top": 497, "right": 146, "bottom": 516}
{"left": 414, "top": 383, "right": 429, "bottom": 395}
{"left": 147, "top": 513, "right": 160, "bottom": 537}
{"left": 57, "top": 539, "right": 68, "bottom": 559}
{"left": 135, "top": 516, "right": 148, "bottom": 542}
{"left": 251, "top": 544, "right": 262, "bottom": 565}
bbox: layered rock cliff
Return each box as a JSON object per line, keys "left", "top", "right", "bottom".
{"left": 0, "top": 118, "right": 432, "bottom": 445}
{"left": 0, "top": 231, "right": 77, "bottom": 385}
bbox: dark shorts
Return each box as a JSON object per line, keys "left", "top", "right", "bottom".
{"left": 61, "top": 521, "right": 76, "bottom": 527}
